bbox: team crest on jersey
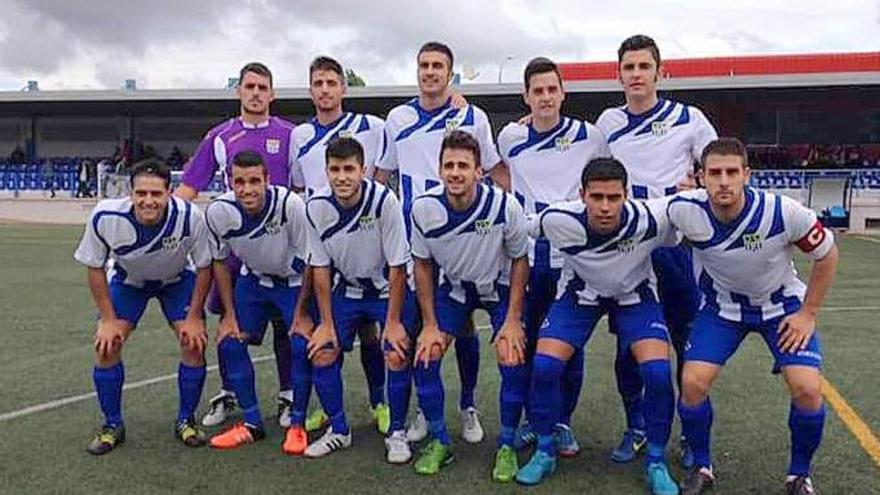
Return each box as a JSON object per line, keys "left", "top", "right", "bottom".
{"left": 444, "top": 112, "right": 467, "bottom": 134}
{"left": 338, "top": 129, "right": 354, "bottom": 139}
{"left": 265, "top": 138, "right": 281, "bottom": 154}
{"left": 616, "top": 238, "right": 636, "bottom": 253}
{"left": 742, "top": 232, "right": 764, "bottom": 251}
{"left": 474, "top": 219, "right": 492, "bottom": 236}
{"left": 651, "top": 121, "right": 671, "bottom": 137}
{"left": 358, "top": 215, "right": 375, "bottom": 231}
{"left": 162, "top": 236, "right": 181, "bottom": 252}
{"left": 264, "top": 219, "right": 282, "bottom": 236}
{"left": 555, "top": 136, "right": 571, "bottom": 152}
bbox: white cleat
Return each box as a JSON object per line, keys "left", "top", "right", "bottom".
{"left": 460, "top": 406, "right": 484, "bottom": 444}
{"left": 201, "top": 389, "right": 237, "bottom": 427}
{"left": 277, "top": 390, "right": 293, "bottom": 429}
{"left": 385, "top": 430, "right": 412, "bottom": 464}
{"left": 405, "top": 408, "right": 428, "bottom": 442}
{"left": 304, "top": 427, "right": 352, "bottom": 458}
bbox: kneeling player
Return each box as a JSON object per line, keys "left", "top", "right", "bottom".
{"left": 410, "top": 131, "right": 530, "bottom": 480}
{"left": 668, "top": 138, "right": 838, "bottom": 495}
{"left": 75, "top": 161, "right": 213, "bottom": 455}
{"left": 204, "top": 150, "right": 310, "bottom": 451}
{"left": 517, "top": 158, "right": 678, "bottom": 495}
{"left": 302, "top": 137, "right": 417, "bottom": 461}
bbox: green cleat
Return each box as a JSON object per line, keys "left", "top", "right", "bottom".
{"left": 372, "top": 403, "right": 391, "bottom": 435}
{"left": 175, "top": 419, "right": 207, "bottom": 447}
{"left": 305, "top": 408, "right": 329, "bottom": 432}
{"left": 86, "top": 424, "right": 126, "bottom": 456}
{"left": 492, "top": 445, "right": 519, "bottom": 483}
{"left": 414, "top": 439, "right": 454, "bottom": 475}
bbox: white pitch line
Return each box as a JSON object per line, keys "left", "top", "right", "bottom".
{"left": 854, "top": 235, "right": 880, "bottom": 244}
{"left": 823, "top": 306, "right": 880, "bottom": 312}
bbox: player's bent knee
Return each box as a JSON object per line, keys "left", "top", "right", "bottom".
{"left": 680, "top": 368, "right": 712, "bottom": 405}
{"left": 312, "top": 348, "right": 339, "bottom": 368}
{"left": 385, "top": 351, "right": 408, "bottom": 370}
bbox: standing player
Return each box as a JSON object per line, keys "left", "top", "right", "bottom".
{"left": 375, "top": 41, "right": 508, "bottom": 443}
{"left": 595, "top": 35, "right": 718, "bottom": 465}
{"left": 203, "top": 150, "right": 309, "bottom": 451}
{"left": 175, "top": 62, "right": 298, "bottom": 428}
{"left": 497, "top": 56, "right": 610, "bottom": 456}
{"left": 668, "top": 138, "right": 837, "bottom": 495}
{"left": 516, "top": 158, "right": 679, "bottom": 495}
{"left": 76, "top": 161, "right": 213, "bottom": 455}
{"left": 300, "top": 138, "right": 417, "bottom": 462}
{"left": 290, "top": 56, "right": 391, "bottom": 434}
{"left": 409, "top": 131, "right": 529, "bottom": 480}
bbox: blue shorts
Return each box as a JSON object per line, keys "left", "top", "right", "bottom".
{"left": 333, "top": 291, "right": 418, "bottom": 352}
{"left": 435, "top": 284, "right": 510, "bottom": 340}
{"left": 652, "top": 244, "right": 700, "bottom": 334}
{"left": 525, "top": 262, "right": 561, "bottom": 344}
{"left": 234, "top": 274, "right": 299, "bottom": 345}
{"left": 541, "top": 294, "right": 670, "bottom": 352}
{"left": 685, "top": 308, "right": 823, "bottom": 373}
{"left": 110, "top": 270, "right": 195, "bottom": 326}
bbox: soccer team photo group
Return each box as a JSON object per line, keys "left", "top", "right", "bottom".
{"left": 61, "top": 33, "right": 853, "bottom": 495}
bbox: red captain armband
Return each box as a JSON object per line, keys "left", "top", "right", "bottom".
{"left": 795, "top": 221, "right": 827, "bottom": 253}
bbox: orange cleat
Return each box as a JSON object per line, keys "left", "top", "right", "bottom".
{"left": 282, "top": 426, "right": 308, "bottom": 455}
{"left": 210, "top": 422, "right": 265, "bottom": 450}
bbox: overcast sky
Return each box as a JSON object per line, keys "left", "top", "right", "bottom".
{"left": 0, "top": 0, "right": 877, "bottom": 91}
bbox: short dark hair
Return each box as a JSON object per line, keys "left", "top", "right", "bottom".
{"left": 418, "top": 41, "right": 454, "bottom": 72}
{"left": 440, "top": 130, "right": 481, "bottom": 168}
{"left": 239, "top": 62, "right": 273, "bottom": 87}
{"left": 325, "top": 137, "right": 364, "bottom": 167}
{"left": 524, "top": 57, "right": 563, "bottom": 91}
{"left": 617, "top": 34, "right": 661, "bottom": 67}
{"left": 309, "top": 56, "right": 344, "bottom": 81}
{"left": 701, "top": 137, "right": 749, "bottom": 169}
{"left": 130, "top": 160, "right": 171, "bottom": 189}
{"left": 581, "top": 158, "right": 628, "bottom": 189}
{"left": 232, "top": 149, "right": 265, "bottom": 169}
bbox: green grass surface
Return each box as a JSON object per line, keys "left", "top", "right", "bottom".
{"left": 1, "top": 225, "right": 878, "bottom": 494}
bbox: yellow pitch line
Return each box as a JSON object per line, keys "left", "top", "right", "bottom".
{"left": 821, "top": 375, "right": 880, "bottom": 468}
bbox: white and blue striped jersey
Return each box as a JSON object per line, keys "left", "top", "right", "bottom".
{"left": 205, "top": 186, "right": 308, "bottom": 287}
{"left": 531, "top": 199, "right": 677, "bottom": 306}
{"left": 305, "top": 180, "right": 410, "bottom": 299}
{"left": 290, "top": 112, "right": 386, "bottom": 196}
{"left": 667, "top": 188, "right": 835, "bottom": 323}
{"left": 378, "top": 99, "right": 501, "bottom": 216}
{"left": 410, "top": 183, "right": 528, "bottom": 304}
{"left": 498, "top": 117, "right": 610, "bottom": 269}
{"left": 596, "top": 99, "right": 717, "bottom": 199}
{"left": 74, "top": 197, "right": 212, "bottom": 287}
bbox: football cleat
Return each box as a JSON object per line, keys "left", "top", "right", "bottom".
{"left": 492, "top": 445, "right": 519, "bottom": 483}
{"left": 414, "top": 439, "right": 454, "bottom": 475}
{"left": 201, "top": 389, "right": 237, "bottom": 427}
{"left": 555, "top": 424, "right": 580, "bottom": 458}
{"left": 611, "top": 428, "right": 647, "bottom": 463}
{"left": 86, "top": 424, "right": 126, "bottom": 456}
{"left": 460, "top": 407, "right": 484, "bottom": 444}
{"left": 277, "top": 392, "right": 293, "bottom": 429}
{"left": 515, "top": 450, "right": 557, "bottom": 486}
{"left": 304, "top": 427, "right": 352, "bottom": 458}
{"left": 384, "top": 430, "right": 412, "bottom": 464}
{"left": 406, "top": 408, "right": 428, "bottom": 442}
{"left": 282, "top": 426, "right": 307, "bottom": 456}
{"left": 209, "top": 422, "right": 264, "bottom": 450}
{"left": 305, "top": 408, "right": 330, "bottom": 432}
{"left": 372, "top": 403, "right": 391, "bottom": 435}
{"left": 680, "top": 466, "right": 715, "bottom": 495}
{"left": 646, "top": 461, "right": 680, "bottom": 495}
{"left": 175, "top": 419, "right": 207, "bottom": 447}
{"left": 785, "top": 475, "right": 816, "bottom": 495}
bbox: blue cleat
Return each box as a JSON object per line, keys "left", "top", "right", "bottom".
{"left": 512, "top": 422, "right": 536, "bottom": 451}
{"left": 515, "top": 450, "right": 557, "bottom": 486}
{"left": 679, "top": 436, "right": 694, "bottom": 469}
{"left": 554, "top": 424, "right": 580, "bottom": 458}
{"left": 611, "top": 428, "right": 647, "bottom": 463}
{"left": 646, "top": 461, "right": 680, "bottom": 495}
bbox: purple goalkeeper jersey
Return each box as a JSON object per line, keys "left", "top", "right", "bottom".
{"left": 181, "top": 116, "right": 296, "bottom": 191}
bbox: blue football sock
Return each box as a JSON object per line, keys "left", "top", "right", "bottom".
{"left": 788, "top": 402, "right": 825, "bottom": 476}
{"left": 640, "top": 359, "right": 674, "bottom": 463}
{"left": 314, "top": 357, "right": 349, "bottom": 435}
{"left": 177, "top": 363, "right": 206, "bottom": 423}
{"left": 220, "top": 338, "right": 262, "bottom": 428}
{"left": 560, "top": 348, "right": 585, "bottom": 425}
{"left": 498, "top": 363, "right": 529, "bottom": 447}
{"left": 616, "top": 344, "right": 645, "bottom": 431}
{"left": 93, "top": 362, "right": 125, "bottom": 427}
{"left": 272, "top": 320, "right": 292, "bottom": 392}
{"left": 455, "top": 334, "right": 479, "bottom": 410}
{"left": 414, "top": 359, "right": 449, "bottom": 445}
{"left": 290, "top": 334, "right": 313, "bottom": 427}
{"left": 530, "top": 353, "right": 566, "bottom": 455}
{"left": 217, "top": 346, "right": 233, "bottom": 392}
{"left": 360, "top": 337, "right": 386, "bottom": 408}
{"left": 387, "top": 366, "right": 412, "bottom": 433}
{"left": 678, "top": 398, "right": 713, "bottom": 469}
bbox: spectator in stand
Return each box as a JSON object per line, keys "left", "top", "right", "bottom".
{"left": 42, "top": 160, "right": 56, "bottom": 198}
{"left": 10, "top": 145, "right": 25, "bottom": 164}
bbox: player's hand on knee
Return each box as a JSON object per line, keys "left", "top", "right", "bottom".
{"left": 178, "top": 316, "right": 208, "bottom": 354}
{"left": 307, "top": 323, "right": 337, "bottom": 360}
{"left": 291, "top": 310, "right": 315, "bottom": 337}
{"left": 777, "top": 310, "right": 816, "bottom": 353}
{"left": 95, "top": 318, "right": 127, "bottom": 359}
{"left": 415, "top": 324, "right": 445, "bottom": 368}
{"left": 216, "top": 315, "right": 243, "bottom": 344}
{"left": 382, "top": 319, "right": 410, "bottom": 363}
{"left": 494, "top": 319, "right": 526, "bottom": 366}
